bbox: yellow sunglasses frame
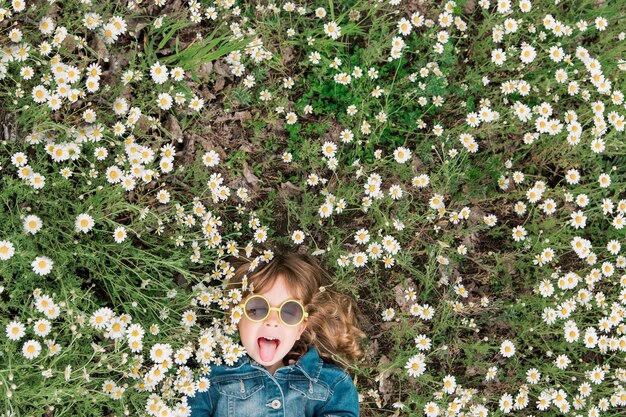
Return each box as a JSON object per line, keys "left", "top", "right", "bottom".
{"left": 242, "top": 294, "right": 308, "bottom": 327}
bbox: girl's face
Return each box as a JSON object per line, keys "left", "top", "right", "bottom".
{"left": 238, "top": 274, "right": 307, "bottom": 374}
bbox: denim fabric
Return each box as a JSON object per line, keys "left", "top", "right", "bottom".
{"left": 187, "top": 344, "right": 359, "bottom": 417}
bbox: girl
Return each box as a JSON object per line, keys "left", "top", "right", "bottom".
{"left": 188, "top": 252, "right": 367, "bottom": 416}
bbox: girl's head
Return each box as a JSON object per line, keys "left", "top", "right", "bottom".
{"left": 237, "top": 272, "right": 308, "bottom": 374}
{"left": 228, "top": 252, "right": 366, "bottom": 373}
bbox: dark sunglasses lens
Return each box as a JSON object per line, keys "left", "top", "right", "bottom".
{"left": 246, "top": 297, "right": 269, "bottom": 320}
{"left": 281, "top": 301, "right": 304, "bottom": 325}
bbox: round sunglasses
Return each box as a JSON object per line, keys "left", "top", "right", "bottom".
{"left": 242, "top": 294, "right": 308, "bottom": 327}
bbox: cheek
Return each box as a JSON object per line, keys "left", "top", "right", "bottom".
{"left": 239, "top": 316, "right": 252, "bottom": 331}
{"left": 238, "top": 318, "right": 255, "bottom": 343}
{"left": 287, "top": 323, "right": 307, "bottom": 343}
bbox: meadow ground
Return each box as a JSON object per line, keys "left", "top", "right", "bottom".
{"left": 1, "top": 0, "right": 626, "bottom": 416}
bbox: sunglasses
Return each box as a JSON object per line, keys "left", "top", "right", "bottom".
{"left": 242, "top": 294, "right": 308, "bottom": 327}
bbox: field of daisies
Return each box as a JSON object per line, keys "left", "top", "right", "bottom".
{"left": 1, "top": 0, "right": 626, "bottom": 416}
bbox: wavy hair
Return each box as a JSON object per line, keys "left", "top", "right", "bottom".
{"left": 226, "top": 252, "right": 367, "bottom": 371}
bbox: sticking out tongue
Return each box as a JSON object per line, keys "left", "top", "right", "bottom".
{"left": 258, "top": 337, "right": 279, "bottom": 362}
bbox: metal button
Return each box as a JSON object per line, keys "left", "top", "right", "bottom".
{"left": 270, "top": 399, "right": 281, "bottom": 409}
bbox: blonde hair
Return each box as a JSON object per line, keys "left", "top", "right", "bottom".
{"left": 227, "top": 252, "right": 367, "bottom": 371}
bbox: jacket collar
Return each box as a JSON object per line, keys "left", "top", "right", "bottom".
{"left": 231, "top": 344, "right": 324, "bottom": 383}
{"left": 290, "top": 344, "right": 324, "bottom": 382}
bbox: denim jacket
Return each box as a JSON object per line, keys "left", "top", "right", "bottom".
{"left": 187, "top": 344, "right": 359, "bottom": 417}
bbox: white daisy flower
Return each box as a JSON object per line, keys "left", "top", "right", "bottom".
{"left": 157, "top": 92, "right": 173, "bottom": 110}
{"left": 181, "top": 310, "right": 197, "bottom": 328}
{"left": 22, "top": 339, "right": 42, "bottom": 360}
{"left": 33, "top": 318, "right": 52, "bottom": 337}
{"left": 113, "top": 226, "right": 127, "bottom": 243}
{"left": 170, "top": 66, "right": 184, "bottom": 81}
{"left": 323, "top": 21, "right": 341, "bottom": 40}
{"left": 381, "top": 307, "right": 395, "bottom": 321}
{"left": 150, "top": 343, "right": 172, "bottom": 363}
{"left": 11, "top": 152, "right": 28, "bottom": 167}
{"left": 188, "top": 96, "right": 204, "bottom": 111}
{"left": 32, "top": 256, "right": 54, "bottom": 276}
{"left": 291, "top": 230, "right": 305, "bottom": 244}
{"left": 393, "top": 146, "right": 411, "bottom": 163}
{"left": 0, "top": 240, "right": 16, "bottom": 260}
{"left": 202, "top": 150, "right": 220, "bottom": 167}
{"left": 352, "top": 252, "right": 368, "bottom": 267}
{"left": 491, "top": 48, "right": 507, "bottom": 65}
{"left": 150, "top": 61, "right": 168, "bottom": 84}
{"left": 156, "top": 189, "right": 171, "bottom": 204}
{"left": 354, "top": 229, "right": 370, "bottom": 245}
{"left": 499, "top": 340, "right": 516, "bottom": 358}
{"left": 75, "top": 213, "right": 95, "bottom": 233}
{"left": 6, "top": 320, "right": 26, "bottom": 341}
{"left": 106, "top": 317, "right": 126, "bottom": 340}
{"left": 321, "top": 141, "right": 337, "bottom": 158}
{"left": 405, "top": 353, "right": 426, "bottom": 377}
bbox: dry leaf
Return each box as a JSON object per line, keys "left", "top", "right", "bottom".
{"left": 242, "top": 161, "right": 261, "bottom": 191}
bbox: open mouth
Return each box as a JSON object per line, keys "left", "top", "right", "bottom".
{"left": 257, "top": 337, "right": 281, "bottom": 362}
{"left": 257, "top": 336, "right": 281, "bottom": 347}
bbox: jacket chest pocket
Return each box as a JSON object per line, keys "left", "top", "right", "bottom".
{"left": 288, "top": 379, "right": 329, "bottom": 401}
{"left": 216, "top": 376, "right": 265, "bottom": 399}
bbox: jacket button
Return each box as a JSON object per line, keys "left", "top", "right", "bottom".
{"left": 270, "top": 399, "right": 281, "bottom": 409}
